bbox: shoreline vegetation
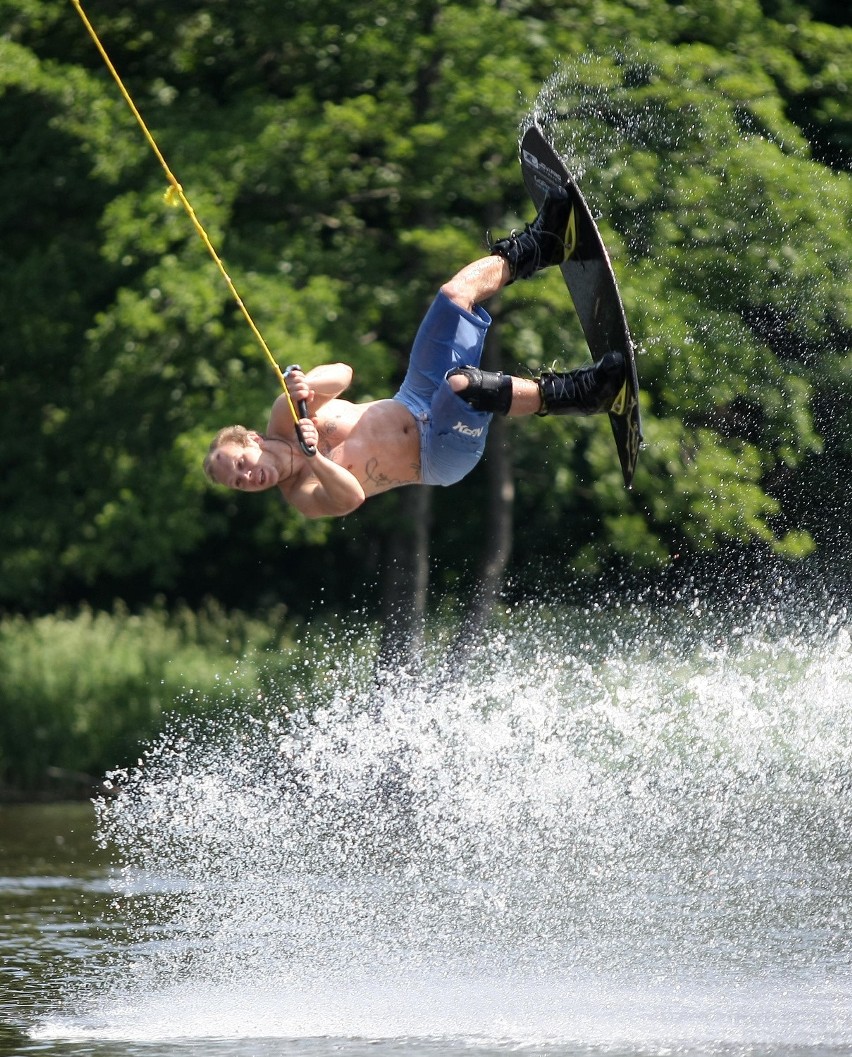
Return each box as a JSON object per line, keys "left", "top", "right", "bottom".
{"left": 0, "top": 602, "right": 377, "bottom": 802}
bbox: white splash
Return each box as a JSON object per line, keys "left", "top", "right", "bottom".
{"left": 41, "top": 601, "right": 852, "bottom": 1050}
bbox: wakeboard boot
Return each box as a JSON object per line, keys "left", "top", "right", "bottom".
{"left": 537, "top": 352, "right": 626, "bottom": 416}
{"left": 490, "top": 186, "right": 574, "bottom": 282}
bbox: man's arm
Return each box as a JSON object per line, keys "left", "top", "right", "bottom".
{"left": 297, "top": 363, "right": 354, "bottom": 407}
{"left": 282, "top": 419, "right": 366, "bottom": 518}
{"left": 267, "top": 363, "right": 353, "bottom": 436}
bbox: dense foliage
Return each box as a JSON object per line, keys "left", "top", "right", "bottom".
{"left": 0, "top": 602, "right": 365, "bottom": 796}
{"left": 1, "top": 0, "right": 850, "bottom": 616}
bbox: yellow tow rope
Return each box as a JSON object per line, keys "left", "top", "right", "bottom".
{"left": 70, "top": 0, "right": 305, "bottom": 434}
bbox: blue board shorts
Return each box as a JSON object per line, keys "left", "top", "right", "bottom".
{"left": 393, "top": 291, "right": 493, "bottom": 487}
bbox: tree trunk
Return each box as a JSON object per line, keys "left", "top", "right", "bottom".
{"left": 467, "top": 414, "right": 514, "bottom": 635}
{"left": 376, "top": 484, "right": 432, "bottom": 673}
{"left": 454, "top": 319, "right": 515, "bottom": 650}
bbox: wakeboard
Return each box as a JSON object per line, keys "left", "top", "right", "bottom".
{"left": 519, "top": 123, "right": 642, "bottom": 488}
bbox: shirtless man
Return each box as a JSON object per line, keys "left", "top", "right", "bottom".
{"left": 203, "top": 188, "right": 625, "bottom": 518}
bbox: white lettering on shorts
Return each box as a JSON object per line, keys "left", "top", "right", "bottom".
{"left": 453, "top": 421, "right": 484, "bottom": 437}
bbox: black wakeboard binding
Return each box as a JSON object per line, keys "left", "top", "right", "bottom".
{"left": 537, "top": 352, "right": 626, "bottom": 416}
{"left": 490, "top": 186, "right": 575, "bottom": 282}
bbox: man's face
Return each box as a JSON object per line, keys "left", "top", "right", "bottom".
{"left": 209, "top": 435, "right": 281, "bottom": 492}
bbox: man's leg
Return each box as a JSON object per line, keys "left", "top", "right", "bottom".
{"left": 446, "top": 366, "right": 539, "bottom": 415}
{"left": 447, "top": 355, "right": 625, "bottom": 418}
{"left": 440, "top": 256, "right": 511, "bottom": 315}
{"left": 440, "top": 185, "right": 574, "bottom": 312}
{"left": 441, "top": 185, "right": 625, "bottom": 418}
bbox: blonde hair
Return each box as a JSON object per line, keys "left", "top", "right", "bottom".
{"left": 203, "top": 425, "right": 251, "bottom": 482}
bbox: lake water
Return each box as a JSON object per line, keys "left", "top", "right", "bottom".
{"left": 1, "top": 602, "right": 850, "bottom": 1056}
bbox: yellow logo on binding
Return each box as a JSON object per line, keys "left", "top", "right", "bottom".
{"left": 564, "top": 205, "right": 578, "bottom": 260}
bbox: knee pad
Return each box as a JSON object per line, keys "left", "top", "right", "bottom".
{"left": 446, "top": 366, "right": 513, "bottom": 415}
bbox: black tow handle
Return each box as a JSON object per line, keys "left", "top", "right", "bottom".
{"left": 284, "top": 364, "right": 317, "bottom": 459}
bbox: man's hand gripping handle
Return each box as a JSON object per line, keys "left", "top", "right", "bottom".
{"left": 284, "top": 364, "right": 317, "bottom": 458}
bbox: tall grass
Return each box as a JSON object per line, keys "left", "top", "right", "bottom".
{"left": 0, "top": 602, "right": 350, "bottom": 799}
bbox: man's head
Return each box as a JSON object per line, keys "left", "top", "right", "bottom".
{"left": 204, "top": 426, "right": 290, "bottom": 492}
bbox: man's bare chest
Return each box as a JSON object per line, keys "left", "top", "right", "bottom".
{"left": 316, "top": 399, "right": 421, "bottom": 493}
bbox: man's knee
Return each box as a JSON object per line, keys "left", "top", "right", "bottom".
{"left": 446, "top": 366, "right": 513, "bottom": 415}
{"left": 439, "top": 277, "right": 470, "bottom": 311}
